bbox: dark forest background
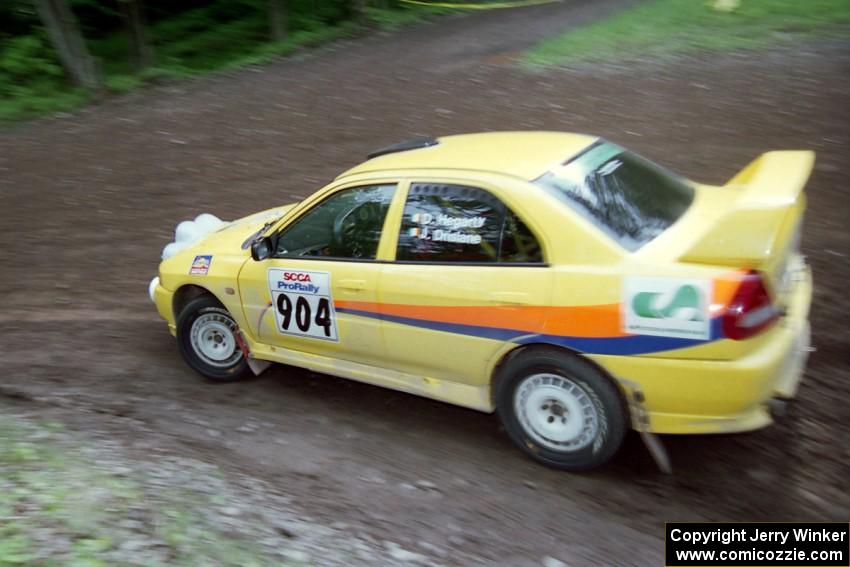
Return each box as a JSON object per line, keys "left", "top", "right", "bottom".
{"left": 0, "top": 0, "right": 438, "bottom": 121}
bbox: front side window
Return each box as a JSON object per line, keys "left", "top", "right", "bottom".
{"left": 534, "top": 141, "right": 694, "bottom": 251}
{"left": 275, "top": 184, "right": 395, "bottom": 260}
{"left": 396, "top": 183, "right": 543, "bottom": 263}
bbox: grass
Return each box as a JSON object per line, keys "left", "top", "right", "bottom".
{"left": 366, "top": 4, "right": 452, "bottom": 31}
{"left": 0, "top": 4, "right": 448, "bottom": 124}
{"left": 0, "top": 418, "right": 289, "bottom": 566}
{"left": 0, "top": 87, "right": 90, "bottom": 123}
{"left": 526, "top": 0, "right": 850, "bottom": 66}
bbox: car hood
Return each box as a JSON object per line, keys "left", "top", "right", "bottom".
{"left": 217, "top": 204, "right": 299, "bottom": 250}
{"left": 158, "top": 203, "right": 298, "bottom": 276}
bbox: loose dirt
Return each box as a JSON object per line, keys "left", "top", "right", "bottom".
{"left": 1, "top": 1, "right": 848, "bottom": 564}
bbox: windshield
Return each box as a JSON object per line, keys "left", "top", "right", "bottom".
{"left": 534, "top": 141, "right": 694, "bottom": 251}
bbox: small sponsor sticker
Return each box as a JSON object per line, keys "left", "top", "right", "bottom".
{"left": 189, "top": 255, "right": 213, "bottom": 275}
{"left": 623, "top": 276, "right": 711, "bottom": 340}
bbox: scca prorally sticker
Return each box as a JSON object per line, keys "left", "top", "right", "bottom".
{"left": 267, "top": 268, "right": 338, "bottom": 342}
{"left": 623, "top": 276, "right": 711, "bottom": 340}
{"left": 189, "top": 255, "right": 212, "bottom": 275}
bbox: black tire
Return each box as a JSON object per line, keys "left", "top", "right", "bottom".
{"left": 176, "top": 296, "right": 251, "bottom": 382}
{"left": 495, "top": 348, "right": 628, "bottom": 471}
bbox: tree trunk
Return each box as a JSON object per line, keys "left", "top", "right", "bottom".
{"left": 268, "top": 0, "right": 288, "bottom": 42}
{"left": 352, "top": 0, "right": 368, "bottom": 24}
{"left": 119, "top": 0, "right": 154, "bottom": 72}
{"left": 34, "top": 0, "right": 102, "bottom": 92}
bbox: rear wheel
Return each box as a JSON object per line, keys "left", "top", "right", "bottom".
{"left": 496, "top": 348, "right": 627, "bottom": 471}
{"left": 177, "top": 296, "right": 250, "bottom": 382}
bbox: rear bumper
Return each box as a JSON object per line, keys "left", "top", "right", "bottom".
{"left": 596, "top": 266, "right": 812, "bottom": 435}
{"left": 771, "top": 318, "right": 811, "bottom": 399}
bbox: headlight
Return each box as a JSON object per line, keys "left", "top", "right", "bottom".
{"left": 149, "top": 277, "right": 160, "bottom": 302}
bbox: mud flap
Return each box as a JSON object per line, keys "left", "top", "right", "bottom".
{"left": 619, "top": 379, "right": 672, "bottom": 474}
{"left": 234, "top": 327, "right": 271, "bottom": 377}
{"left": 247, "top": 357, "right": 272, "bottom": 376}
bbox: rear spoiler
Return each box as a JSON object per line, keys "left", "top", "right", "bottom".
{"left": 680, "top": 151, "right": 814, "bottom": 266}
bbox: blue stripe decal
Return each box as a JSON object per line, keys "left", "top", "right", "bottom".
{"left": 518, "top": 318, "right": 724, "bottom": 355}
{"left": 335, "top": 307, "right": 723, "bottom": 355}
{"left": 336, "top": 307, "right": 528, "bottom": 341}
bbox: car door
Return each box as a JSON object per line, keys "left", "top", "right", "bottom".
{"left": 238, "top": 182, "right": 397, "bottom": 367}
{"left": 378, "top": 181, "right": 552, "bottom": 386}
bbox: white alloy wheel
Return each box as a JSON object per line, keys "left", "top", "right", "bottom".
{"left": 513, "top": 373, "right": 600, "bottom": 452}
{"left": 190, "top": 311, "right": 242, "bottom": 368}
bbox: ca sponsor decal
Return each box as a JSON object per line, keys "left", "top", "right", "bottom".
{"left": 623, "top": 277, "right": 711, "bottom": 340}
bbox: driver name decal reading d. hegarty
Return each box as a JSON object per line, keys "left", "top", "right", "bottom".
{"left": 267, "top": 268, "right": 338, "bottom": 342}
{"left": 409, "top": 212, "right": 487, "bottom": 244}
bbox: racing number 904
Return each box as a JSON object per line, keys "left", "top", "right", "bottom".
{"left": 276, "top": 293, "right": 332, "bottom": 337}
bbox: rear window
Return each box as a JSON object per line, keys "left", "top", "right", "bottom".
{"left": 533, "top": 141, "right": 694, "bottom": 251}
{"left": 396, "top": 183, "right": 544, "bottom": 264}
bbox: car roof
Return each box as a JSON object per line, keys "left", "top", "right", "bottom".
{"left": 338, "top": 131, "right": 597, "bottom": 181}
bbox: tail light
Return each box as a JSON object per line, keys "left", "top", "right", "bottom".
{"left": 722, "top": 270, "right": 780, "bottom": 340}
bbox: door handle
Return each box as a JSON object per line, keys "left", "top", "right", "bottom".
{"left": 339, "top": 279, "right": 366, "bottom": 292}
{"left": 488, "top": 292, "right": 530, "bottom": 306}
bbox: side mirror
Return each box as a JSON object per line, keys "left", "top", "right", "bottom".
{"left": 251, "top": 237, "right": 272, "bottom": 261}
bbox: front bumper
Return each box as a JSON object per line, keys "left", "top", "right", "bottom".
{"left": 148, "top": 276, "right": 160, "bottom": 302}
{"left": 150, "top": 276, "right": 177, "bottom": 336}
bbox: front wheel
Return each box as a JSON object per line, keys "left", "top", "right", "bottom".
{"left": 496, "top": 349, "right": 628, "bottom": 471}
{"left": 177, "top": 296, "right": 250, "bottom": 382}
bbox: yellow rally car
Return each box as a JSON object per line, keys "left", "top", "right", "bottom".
{"left": 149, "top": 132, "right": 813, "bottom": 471}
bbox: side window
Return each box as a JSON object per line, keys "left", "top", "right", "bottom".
{"left": 396, "top": 183, "right": 544, "bottom": 264}
{"left": 275, "top": 184, "right": 395, "bottom": 260}
{"left": 500, "top": 210, "right": 544, "bottom": 263}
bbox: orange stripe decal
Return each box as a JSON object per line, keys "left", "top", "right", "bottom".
{"left": 334, "top": 300, "right": 627, "bottom": 338}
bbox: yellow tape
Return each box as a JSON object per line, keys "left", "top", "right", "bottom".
{"left": 400, "top": 0, "right": 561, "bottom": 9}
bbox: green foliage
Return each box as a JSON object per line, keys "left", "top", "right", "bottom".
{"left": 0, "top": 32, "right": 66, "bottom": 111}
{"left": 0, "top": 34, "right": 62, "bottom": 79}
{"left": 0, "top": 1, "right": 41, "bottom": 38}
{"left": 526, "top": 0, "right": 850, "bottom": 67}
{"left": 0, "top": 418, "right": 287, "bottom": 566}
{"left": 0, "top": 534, "right": 36, "bottom": 566}
{"left": 0, "top": 87, "right": 89, "bottom": 123}
{"left": 0, "top": 18, "right": 89, "bottom": 121}
{"left": 366, "top": 5, "right": 451, "bottom": 31}
{"left": 0, "top": 0, "right": 445, "bottom": 123}
{"left": 105, "top": 73, "right": 142, "bottom": 92}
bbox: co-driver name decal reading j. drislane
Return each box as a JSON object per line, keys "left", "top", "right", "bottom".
{"left": 665, "top": 522, "right": 849, "bottom": 567}
{"left": 267, "top": 268, "right": 338, "bottom": 342}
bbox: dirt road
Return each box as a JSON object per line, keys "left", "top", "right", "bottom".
{"left": 1, "top": 1, "right": 848, "bottom": 564}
